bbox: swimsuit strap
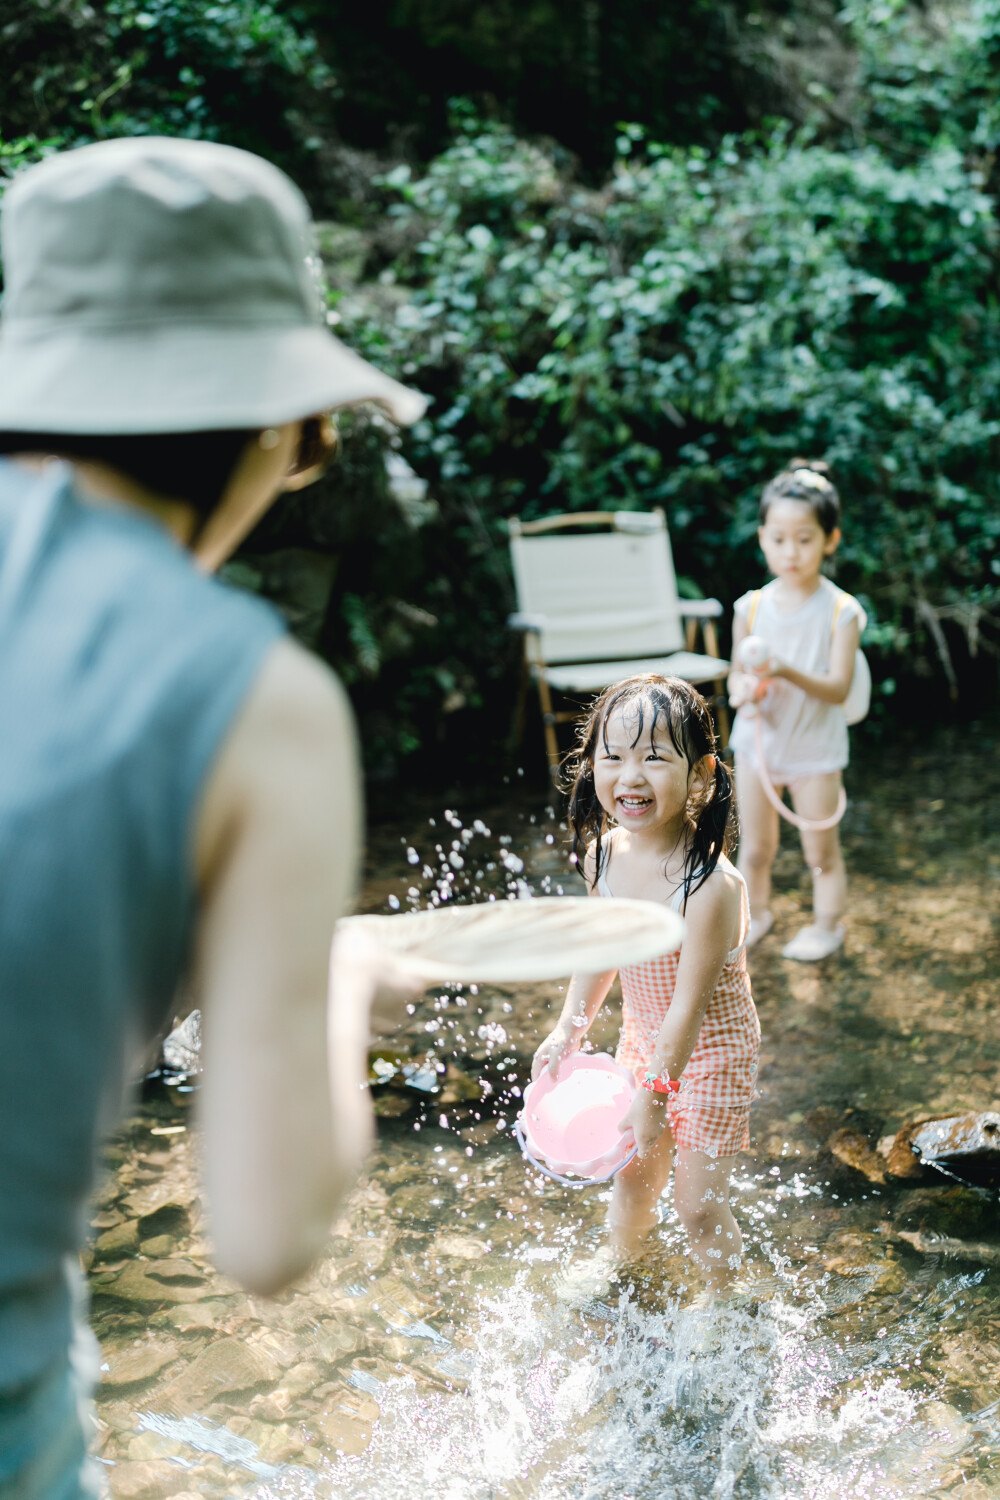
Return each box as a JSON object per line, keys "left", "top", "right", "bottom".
{"left": 597, "top": 843, "right": 746, "bottom": 958}
{"left": 676, "top": 862, "right": 749, "bottom": 960}
{"left": 727, "top": 865, "right": 751, "bottom": 957}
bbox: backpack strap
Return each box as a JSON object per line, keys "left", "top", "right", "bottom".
{"left": 829, "top": 586, "right": 854, "bottom": 639}
{"left": 746, "top": 589, "right": 762, "bottom": 632}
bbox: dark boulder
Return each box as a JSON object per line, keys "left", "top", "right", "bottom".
{"left": 909, "top": 1113, "right": 1000, "bottom": 1189}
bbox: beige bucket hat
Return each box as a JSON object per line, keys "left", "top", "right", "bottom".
{"left": 0, "top": 137, "right": 426, "bottom": 433}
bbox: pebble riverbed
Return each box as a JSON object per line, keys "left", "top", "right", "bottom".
{"left": 87, "top": 718, "right": 1000, "bottom": 1498}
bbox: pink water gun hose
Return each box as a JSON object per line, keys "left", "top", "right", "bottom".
{"left": 736, "top": 636, "right": 847, "bottom": 833}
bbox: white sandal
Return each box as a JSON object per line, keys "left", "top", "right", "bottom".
{"left": 745, "top": 910, "right": 774, "bottom": 950}
{"left": 781, "top": 923, "right": 845, "bottom": 962}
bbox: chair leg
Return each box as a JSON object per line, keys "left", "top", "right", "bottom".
{"left": 536, "top": 672, "right": 561, "bottom": 775}
{"left": 713, "top": 679, "right": 730, "bottom": 748}
{"left": 699, "top": 619, "right": 730, "bottom": 747}
{"left": 512, "top": 655, "right": 529, "bottom": 752}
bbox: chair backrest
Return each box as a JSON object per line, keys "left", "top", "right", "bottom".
{"left": 508, "top": 510, "right": 685, "bottom": 664}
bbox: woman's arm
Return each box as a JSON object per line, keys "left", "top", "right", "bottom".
{"left": 768, "top": 614, "right": 860, "bottom": 704}
{"left": 192, "top": 639, "right": 375, "bottom": 1296}
{"left": 531, "top": 841, "right": 617, "bottom": 1080}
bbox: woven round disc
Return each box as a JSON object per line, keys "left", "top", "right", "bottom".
{"left": 339, "top": 896, "right": 683, "bottom": 983}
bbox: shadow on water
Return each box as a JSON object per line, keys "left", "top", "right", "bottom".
{"left": 87, "top": 719, "right": 1000, "bottom": 1498}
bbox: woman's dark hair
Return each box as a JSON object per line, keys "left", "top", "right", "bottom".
{"left": 566, "top": 674, "right": 736, "bottom": 908}
{"left": 759, "top": 457, "right": 840, "bottom": 535}
{"left": 0, "top": 415, "right": 338, "bottom": 516}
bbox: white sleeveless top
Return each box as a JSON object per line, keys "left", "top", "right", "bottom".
{"left": 729, "top": 577, "right": 866, "bottom": 779}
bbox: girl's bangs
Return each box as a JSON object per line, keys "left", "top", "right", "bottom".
{"left": 599, "top": 682, "right": 688, "bottom": 761}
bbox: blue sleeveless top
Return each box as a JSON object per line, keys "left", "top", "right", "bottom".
{"left": 0, "top": 459, "right": 284, "bottom": 1391}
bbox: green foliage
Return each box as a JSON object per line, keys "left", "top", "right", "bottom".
{"left": 4, "top": 2, "right": 1000, "bottom": 774}
{"left": 0, "top": 0, "right": 334, "bottom": 181}
{"left": 840, "top": 0, "right": 1000, "bottom": 176}
{"left": 339, "top": 106, "right": 1000, "bottom": 754}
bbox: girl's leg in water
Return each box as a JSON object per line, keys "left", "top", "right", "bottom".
{"left": 784, "top": 771, "right": 846, "bottom": 959}
{"left": 673, "top": 1149, "right": 741, "bottom": 1294}
{"left": 607, "top": 1122, "right": 675, "bottom": 1260}
{"left": 735, "top": 755, "right": 779, "bottom": 945}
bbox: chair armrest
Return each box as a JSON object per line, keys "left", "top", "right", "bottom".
{"left": 507, "top": 612, "right": 547, "bottom": 632}
{"left": 678, "top": 598, "right": 723, "bottom": 619}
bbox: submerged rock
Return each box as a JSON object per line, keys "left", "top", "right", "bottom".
{"left": 373, "top": 1091, "right": 416, "bottom": 1118}
{"left": 894, "top": 1185, "right": 995, "bottom": 1238}
{"left": 159, "top": 1299, "right": 233, "bottom": 1332}
{"left": 101, "top": 1340, "right": 179, "bottom": 1389}
{"left": 158, "top": 1336, "right": 282, "bottom": 1412}
{"left": 93, "top": 1220, "right": 140, "bottom": 1261}
{"left": 825, "top": 1127, "right": 888, "bottom": 1185}
{"left": 433, "top": 1233, "right": 489, "bottom": 1260}
{"left": 122, "top": 1181, "right": 194, "bottom": 1223}
{"left": 92, "top": 1263, "right": 202, "bottom": 1306}
{"left": 388, "top": 1182, "right": 455, "bottom": 1222}
{"left": 883, "top": 1120, "right": 934, "bottom": 1181}
{"left": 889, "top": 1229, "right": 1000, "bottom": 1266}
{"left": 311, "top": 1381, "right": 379, "bottom": 1455}
{"left": 107, "top": 1460, "right": 186, "bottom": 1500}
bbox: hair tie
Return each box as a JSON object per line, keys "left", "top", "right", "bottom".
{"left": 792, "top": 467, "right": 830, "bottom": 491}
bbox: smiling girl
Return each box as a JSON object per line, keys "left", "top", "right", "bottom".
{"left": 728, "top": 460, "right": 866, "bottom": 961}
{"left": 532, "top": 676, "right": 759, "bottom": 1293}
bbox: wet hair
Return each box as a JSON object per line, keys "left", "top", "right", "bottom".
{"left": 759, "top": 457, "right": 840, "bottom": 535}
{"left": 0, "top": 415, "right": 338, "bottom": 516}
{"left": 566, "top": 674, "right": 736, "bottom": 907}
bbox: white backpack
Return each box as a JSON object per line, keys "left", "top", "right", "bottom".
{"left": 747, "top": 586, "right": 870, "bottom": 726}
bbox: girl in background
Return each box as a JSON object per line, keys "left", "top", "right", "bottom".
{"left": 533, "top": 676, "right": 759, "bottom": 1294}
{"left": 728, "top": 460, "right": 866, "bottom": 961}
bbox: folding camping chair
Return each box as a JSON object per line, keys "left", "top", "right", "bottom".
{"left": 507, "top": 509, "right": 729, "bottom": 773}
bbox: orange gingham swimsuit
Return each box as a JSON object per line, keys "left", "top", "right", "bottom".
{"left": 599, "top": 853, "right": 760, "bottom": 1158}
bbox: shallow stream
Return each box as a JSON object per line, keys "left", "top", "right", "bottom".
{"left": 88, "top": 721, "right": 1000, "bottom": 1499}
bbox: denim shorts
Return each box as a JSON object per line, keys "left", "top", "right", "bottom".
{"left": 0, "top": 1320, "right": 102, "bottom": 1500}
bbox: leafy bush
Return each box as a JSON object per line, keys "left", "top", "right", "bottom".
{"left": 0, "top": 0, "right": 335, "bottom": 183}
{"left": 4, "top": 5, "right": 1000, "bottom": 777}
{"left": 338, "top": 107, "right": 1000, "bottom": 754}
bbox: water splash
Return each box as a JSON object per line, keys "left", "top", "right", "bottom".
{"left": 251, "top": 1270, "right": 951, "bottom": 1500}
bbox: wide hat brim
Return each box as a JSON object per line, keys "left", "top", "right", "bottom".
{"left": 0, "top": 321, "right": 427, "bottom": 433}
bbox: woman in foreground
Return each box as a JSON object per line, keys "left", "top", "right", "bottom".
{"left": 0, "top": 136, "right": 423, "bottom": 1497}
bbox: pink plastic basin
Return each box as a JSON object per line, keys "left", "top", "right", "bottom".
{"left": 517, "top": 1053, "right": 636, "bottom": 1182}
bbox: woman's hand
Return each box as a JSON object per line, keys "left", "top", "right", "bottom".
{"left": 329, "top": 923, "right": 421, "bottom": 1043}
{"left": 531, "top": 1022, "right": 582, "bottom": 1081}
{"left": 619, "top": 1087, "right": 672, "bottom": 1159}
